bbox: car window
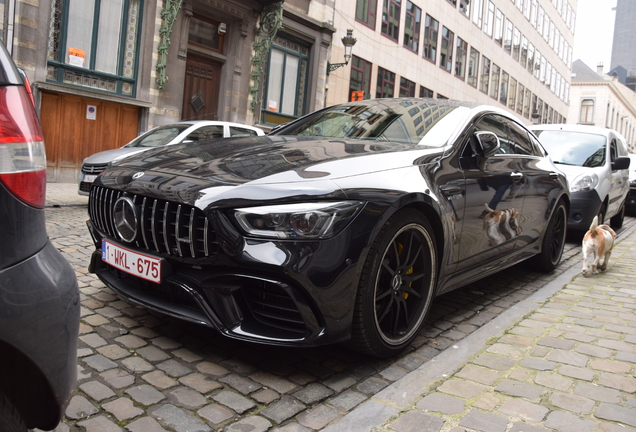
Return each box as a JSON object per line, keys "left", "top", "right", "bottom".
{"left": 126, "top": 125, "right": 190, "bottom": 148}
{"left": 610, "top": 139, "right": 618, "bottom": 162}
{"left": 230, "top": 126, "right": 259, "bottom": 137}
{"left": 474, "top": 114, "right": 509, "bottom": 153}
{"left": 533, "top": 130, "right": 606, "bottom": 168}
{"left": 506, "top": 121, "right": 535, "bottom": 156}
{"left": 186, "top": 125, "right": 224, "bottom": 141}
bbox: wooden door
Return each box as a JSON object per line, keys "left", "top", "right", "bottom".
{"left": 182, "top": 54, "right": 221, "bottom": 121}
{"left": 40, "top": 92, "right": 139, "bottom": 182}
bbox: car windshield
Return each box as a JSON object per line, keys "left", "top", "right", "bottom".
{"left": 273, "top": 100, "right": 469, "bottom": 147}
{"left": 124, "top": 125, "right": 192, "bottom": 148}
{"left": 533, "top": 130, "right": 606, "bottom": 167}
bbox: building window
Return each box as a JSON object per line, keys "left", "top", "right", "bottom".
{"left": 404, "top": 2, "right": 421, "bottom": 53}
{"left": 468, "top": 47, "right": 480, "bottom": 87}
{"left": 537, "top": 6, "right": 544, "bottom": 35}
{"left": 440, "top": 26, "right": 454, "bottom": 72}
{"left": 459, "top": 0, "right": 471, "bottom": 17}
{"left": 484, "top": 1, "right": 495, "bottom": 37}
{"left": 455, "top": 37, "right": 468, "bottom": 79}
{"left": 531, "top": 0, "right": 538, "bottom": 27}
{"left": 490, "top": 63, "right": 500, "bottom": 100}
{"left": 523, "top": 0, "right": 531, "bottom": 18}
{"left": 423, "top": 14, "right": 439, "bottom": 63}
{"left": 524, "top": 88, "right": 531, "bottom": 118}
{"left": 399, "top": 77, "right": 416, "bottom": 97}
{"left": 508, "top": 76, "right": 517, "bottom": 110}
{"left": 349, "top": 56, "right": 372, "bottom": 101}
{"left": 527, "top": 43, "right": 535, "bottom": 73}
{"left": 356, "top": 0, "right": 377, "bottom": 28}
{"left": 534, "top": 50, "right": 541, "bottom": 79}
{"left": 473, "top": 0, "right": 484, "bottom": 28}
{"left": 500, "top": 70, "right": 509, "bottom": 104}
{"left": 520, "top": 36, "right": 528, "bottom": 68}
{"left": 263, "top": 36, "right": 310, "bottom": 123}
{"left": 420, "top": 86, "right": 434, "bottom": 98}
{"left": 46, "top": 0, "right": 143, "bottom": 96}
{"left": 517, "top": 83, "right": 525, "bottom": 114}
{"left": 512, "top": 27, "right": 521, "bottom": 60}
{"left": 480, "top": 56, "right": 490, "bottom": 94}
{"left": 376, "top": 67, "right": 395, "bottom": 97}
{"left": 381, "top": 0, "right": 401, "bottom": 41}
{"left": 504, "top": 19, "right": 513, "bottom": 54}
{"left": 494, "top": 9, "right": 504, "bottom": 45}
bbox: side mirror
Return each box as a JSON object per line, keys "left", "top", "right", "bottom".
{"left": 612, "top": 156, "right": 630, "bottom": 171}
{"left": 475, "top": 131, "right": 501, "bottom": 158}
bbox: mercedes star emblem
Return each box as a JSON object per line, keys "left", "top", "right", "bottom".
{"left": 113, "top": 197, "right": 138, "bottom": 242}
{"left": 132, "top": 172, "right": 144, "bottom": 180}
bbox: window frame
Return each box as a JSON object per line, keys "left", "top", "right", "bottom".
{"left": 480, "top": 55, "right": 491, "bottom": 94}
{"left": 467, "top": 47, "right": 480, "bottom": 87}
{"left": 381, "top": 0, "right": 401, "bottom": 42}
{"left": 455, "top": 37, "right": 468, "bottom": 79}
{"left": 423, "top": 14, "right": 439, "bottom": 63}
{"left": 490, "top": 63, "right": 500, "bottom": 100}
{"left": 404, "top": 1, "right": 422, "bottom": 53}
{"left": 355, "top": 0, "right": 378, "bottom": 29}
{"left": 440, "top": 26, "right": 454, "bottom": 72}
{"left": 399, "top": 76, "right": 416, "bottom": 97}
{"left": 376, "top": 67, "right": 396, "bottom": 98}
{"left": 349, "top": 55, "right": 373, "bottom": 101}
{"left": 46, "top": 0, "right": 144, "bottom": 97}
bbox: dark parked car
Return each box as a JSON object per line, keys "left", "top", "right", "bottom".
{"left": 0, "top": 44, "right": 79, "bottom": 430}
{"left": 626, "top": 154, "right": 636, "bottom": 215}
{"left": 86, "top": 98, "right": 569, "bottom": 357}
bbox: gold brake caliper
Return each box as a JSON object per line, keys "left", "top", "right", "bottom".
{"left": 396, "top": 242, "right": 413, "bottom": 300}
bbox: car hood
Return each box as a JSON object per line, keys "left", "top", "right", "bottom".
{"left": 551, "top": 163, "right": 602, "bottom": 180}
{"left": 83, "top": 147, "right": 150, "bottom": 165}
{"left": 96, "top": 135, "right": 444, "bottom": 208}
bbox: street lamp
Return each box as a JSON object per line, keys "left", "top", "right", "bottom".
{"left": 327, "top": 29, "right": 357, "bottom": 75}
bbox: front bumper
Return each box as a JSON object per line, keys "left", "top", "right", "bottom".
{"left": 88, "top": 228, "right": 365, "bottom": 347}
{"left": 567, "top": 190, "right": 602, "bottom": 230}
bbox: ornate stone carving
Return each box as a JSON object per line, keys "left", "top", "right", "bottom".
{"left": 156, "top": 0, "right": 184, "bottom": 91}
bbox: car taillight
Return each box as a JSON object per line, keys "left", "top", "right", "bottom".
{"left": 0, "top": 85, "right": 47, "bottom": 208}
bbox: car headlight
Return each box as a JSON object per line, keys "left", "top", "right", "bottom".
{"left": 234, "top": 201, "right": 364, "bottom": 239}
{"left": 570, "top": 173, "right": 598, "bottom": 193}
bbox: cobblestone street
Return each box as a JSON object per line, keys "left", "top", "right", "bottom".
{"left": 41, "top": 193, "right": 636, "bottom": 431}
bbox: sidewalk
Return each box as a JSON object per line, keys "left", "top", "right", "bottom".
{"left": 46, "top": 182, "right": 88, "bottom": 207}
{"left": 324, "top": 227, "right": 636, "bottom": 431}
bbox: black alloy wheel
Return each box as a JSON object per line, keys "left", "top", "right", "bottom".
{"left": 351, "top": 209, "right": 437, "bottom": 358}
{"left": 532, "top": 199, "right": 567, "bottom": 273}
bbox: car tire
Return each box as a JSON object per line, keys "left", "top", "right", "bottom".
{"left": 351, "top": 209, "right": 437, "bottom": 358}
{"left": 610, "top": 202, "right": 625, "bottom": 229}
{"left": 532, "top": 200, "right": 567, "bottom": 273}
{"left": 0, "top": 392, "right": 26, "bottom": 432}
{"left": 597, "top": 203, "right": 606, "bottom": 225}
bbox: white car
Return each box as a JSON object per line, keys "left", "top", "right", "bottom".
{"left": 530, "top": 124, "right": 631, "bottom": 231}
{"left": 78, "top": 121, "right": 265, "bottom": 195}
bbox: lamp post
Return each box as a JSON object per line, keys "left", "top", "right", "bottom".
{"left": 327, "top": 29, "right": 357, "bottom": 75}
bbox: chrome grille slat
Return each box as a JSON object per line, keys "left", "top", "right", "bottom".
{"left": 89, "top": 186, "right": 216, "bottom": 260}
{"left": 140, "top": 197, "right": 149, "bottom": 250}
{"left": 151, "top": 200, "right": 159, "bottom": 252}
{"left": 203, "top": 218, "right": 209, "bottom": 256}
{"left": 176, "top": 204, "right": 183, "bottom": 257}
{"left": 189, "top": 209, "right": 195, "bottom": 257}
{"left": 162, "top": 202, "right": 170, "bottom": 255}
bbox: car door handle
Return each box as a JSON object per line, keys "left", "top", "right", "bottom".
{"left": 440, "top": 185, "right": 462, "bottom": 194}
{"left": 549, "top": 172, "right": 560, "bottom": 178}
{"left": 510, "top": 172, "right": 524, "bottom": 182}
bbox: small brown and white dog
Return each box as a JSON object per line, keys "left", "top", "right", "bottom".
{"left": 581, "top": 215, "right": 617, "bottom": 277}
{"left": 482, "top": 204, "right": 523, "bottom": 246}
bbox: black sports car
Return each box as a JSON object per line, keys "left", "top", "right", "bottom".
{"left": 86, "top": 98, "right": 569, "bottom": 357}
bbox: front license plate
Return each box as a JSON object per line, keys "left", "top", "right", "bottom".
{"left": 102, "top": 239, "right": 162, "bottom": 283}
{"left": 84, "top": 174, "right": 98, "bottom": 183}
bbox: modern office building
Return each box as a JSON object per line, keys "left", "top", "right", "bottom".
{"left": 327, "top": 0, "right": 576, "bottom": 127}
{"left": 610, "top": 0, "right": 636, "bottom": 74}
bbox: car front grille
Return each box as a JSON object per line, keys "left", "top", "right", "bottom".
{"left": 82, "top": 162, "right": 109, "bottom": 175}
{"left": 89, "top": 186, "right": 218, "bottom": 259}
